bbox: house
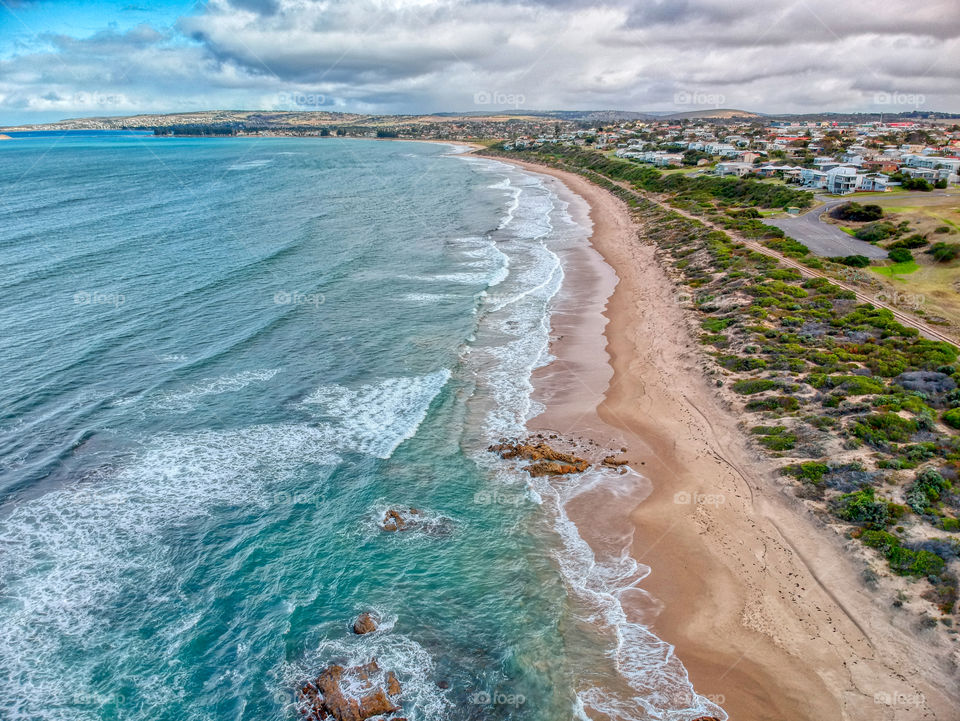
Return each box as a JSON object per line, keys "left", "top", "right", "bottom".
{"left": 862, "top": 159, "right": 899, "bottom": 174}
{"left": 857, "top": 173, "right": 890, "bottom": 192}
{"left": 826, "top": 166, "right": 860, "bottom": 194}
{"left": 800, "top": 168, "right": 828, "bottom": 189}
{"left": 715, "top": 161, "right": 753, "bottom": 177}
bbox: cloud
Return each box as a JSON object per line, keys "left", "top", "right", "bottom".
{"left": 1, "top": 0, "right": 958, "bottom": 122}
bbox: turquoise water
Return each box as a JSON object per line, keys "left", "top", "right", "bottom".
{"left": 0, "top": 135, "right": 725, "bottom": 721}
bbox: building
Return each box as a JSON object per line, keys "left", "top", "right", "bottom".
{"left": 715, "top": 161, "right": 753, "bottom": 177}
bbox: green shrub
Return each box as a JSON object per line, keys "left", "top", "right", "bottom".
{"left": 745, "top": 396, "right": 800, "bottom": 412}
{"left": 855, "top": 222, "right": 897, "bottom": 242}
{"left": 851, "top": 413, "right": 919, "bottom": 446}
{"left": 887, "top": 247, "right": 913, "bottom": 263}
{"left": 905, "top": 468, "right": 951, "bottom": 514}
{"left": 732, "top": 378, "right": 778, "bottom": 395}
{"left": 832, "top": 202, "right": 883, "bottom": 222}
{"left": 888, "top": 546, "right": 945, "bottom": 575}
{"left": 834, "top": 375, "right": 884, "bottom": 395}
{"left": 832, "top": 255, "right": 871, "bottom": 267}
{"left": 901, "top": 177, "right": 934, "bottom": 191}
{"left": 925, "top": 242, "right": 960, "bottom": 263}
{"left": 701, "top": 317, "right": 733, "bottom": 333}
{"left": 834, "top": 487, "right": 889, "bottom": 529}
{"left": 888, "top": 234, "right": 928, "bottom": 250}
{"left": 759, "top": 432, "right": 797, "bottom": 450}
{"left": 782, "top": 461, "right": 829, "bottom": 483}
{"left": 859, "top": 530, "right": 946, "bottom": 576}
{"left": 943, "top": 407, "right": 960, "bottom": 429}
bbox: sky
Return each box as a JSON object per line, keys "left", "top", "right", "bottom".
{"left": 1, "top": 0, "right": 958, "bottom": 125}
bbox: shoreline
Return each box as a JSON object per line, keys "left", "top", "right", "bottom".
{"left": 492, "top": 155, "right": 960, "bottom": 720}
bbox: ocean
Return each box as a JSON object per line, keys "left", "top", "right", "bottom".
{"left": 0, "top": 134, "right": 725, "bottom": 720}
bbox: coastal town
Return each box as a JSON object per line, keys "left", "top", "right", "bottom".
{"left": 505, "top": 116, "right": 960, "bottom": 195}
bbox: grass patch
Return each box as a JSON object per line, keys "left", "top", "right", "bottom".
{"left": 871, "top": 261, "right": 920, "bottom": 277}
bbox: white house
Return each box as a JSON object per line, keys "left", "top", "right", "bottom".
{"left": 826, "top": 166, "right": 860, "bottom": 194}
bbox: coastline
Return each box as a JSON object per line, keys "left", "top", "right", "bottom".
{"left": 493, "top": 155, "right": 960, "bottom": 720}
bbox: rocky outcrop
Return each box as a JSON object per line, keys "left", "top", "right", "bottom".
{"left": 300, "top": 660, "right": 403, "bottom": 721}
{"left": 352, "top": 612, "right": 378, "bottom": 635}
{"left": 489, "top": 441, "right": 590, "bottom": 476}
{"left": 380, "top": 508, "right": 421, "bottom": 532}
{"left": 601, "top": 455, "right": 629, "bottom": 467}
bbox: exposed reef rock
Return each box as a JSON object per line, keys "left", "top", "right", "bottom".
{"left": 352, "top": 612, "right": 378, "bottom": 635}
{"left": 379, "top": 507, "right": 421, "bottom": 532}
{"left": 299, "top": 660, "right": 403, "bottom": 721}
{"left": 488, "top": 441, "right": 590, "bottom": 476}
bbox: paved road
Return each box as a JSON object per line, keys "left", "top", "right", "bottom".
{"left": 604, "top": 178, "right": 956, "bottom": 347}
{"left": 766, "top": 200, "right": 888, "bottom": 259}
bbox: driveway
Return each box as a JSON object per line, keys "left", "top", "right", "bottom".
{"left": 766, "top": 200, "right": 888, "bottom": 259}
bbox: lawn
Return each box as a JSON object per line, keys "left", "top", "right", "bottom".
{"left": 871, "top": 260, "right": 920, "bottom": 277}
{"left": 869, "top": 259, "right": 960, "bottom": 328}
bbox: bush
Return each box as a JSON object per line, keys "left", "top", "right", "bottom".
{"left": 851, "top": 413, "right": 919, "bottom": 446}
{"left": 901, "top": 177, "right": 934, "bottom": 191}
{"left": 943, "top": 407, "right": 960, "bottom": 429}
{"left": 732, "top": 378, "right": 778, "bottom": 394}
{"left": 782, "top": 461, "right": 830, "bottom": 483}
{"left": 746, "top": 395, "right": 800, "bottom": 412}
{"left": 759, "top": 432, "right": 797, "bottom": 450}
{"left": 888, "top": 234, "right": 928, "bottom": 250}
{"left": 905, "top": 467, "right": 951, "bottom": 514}
{"left": 926, "top": 242, "right": 960, "bottom": 263}
{"left": 832, "top": 255, "right": 871, "bottom": 267}
{"left": 888, "top": 248, "right": 913, "bottom": 263}
{"left": 859, "top": 529, "right": 946, "bottom": 576}
{"left": 834, "top": 487, "right": 889, "bottom": 529}
{"left": 832, "top": 202, "right": 883, "bottom": 222}
{"left": 854, "top": 222, "right": 897, "bottom": 242}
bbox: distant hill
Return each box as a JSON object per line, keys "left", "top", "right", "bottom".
{"left": 664, "top": 108, "right": 762, "bottom": 120}
{"left": 0, "top": 108, "right": 665, "bottom": 133}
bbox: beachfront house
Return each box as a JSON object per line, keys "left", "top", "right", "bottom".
{"left": 826, "top": 166, "right": 860, "bottom": 194}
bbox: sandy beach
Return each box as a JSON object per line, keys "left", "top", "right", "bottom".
{"left": 496, "top": 155, "right": 960, "bottom": 720}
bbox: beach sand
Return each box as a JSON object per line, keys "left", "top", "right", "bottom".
{"left": 495, "top": 155, "right": 960, "bottom": 720}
